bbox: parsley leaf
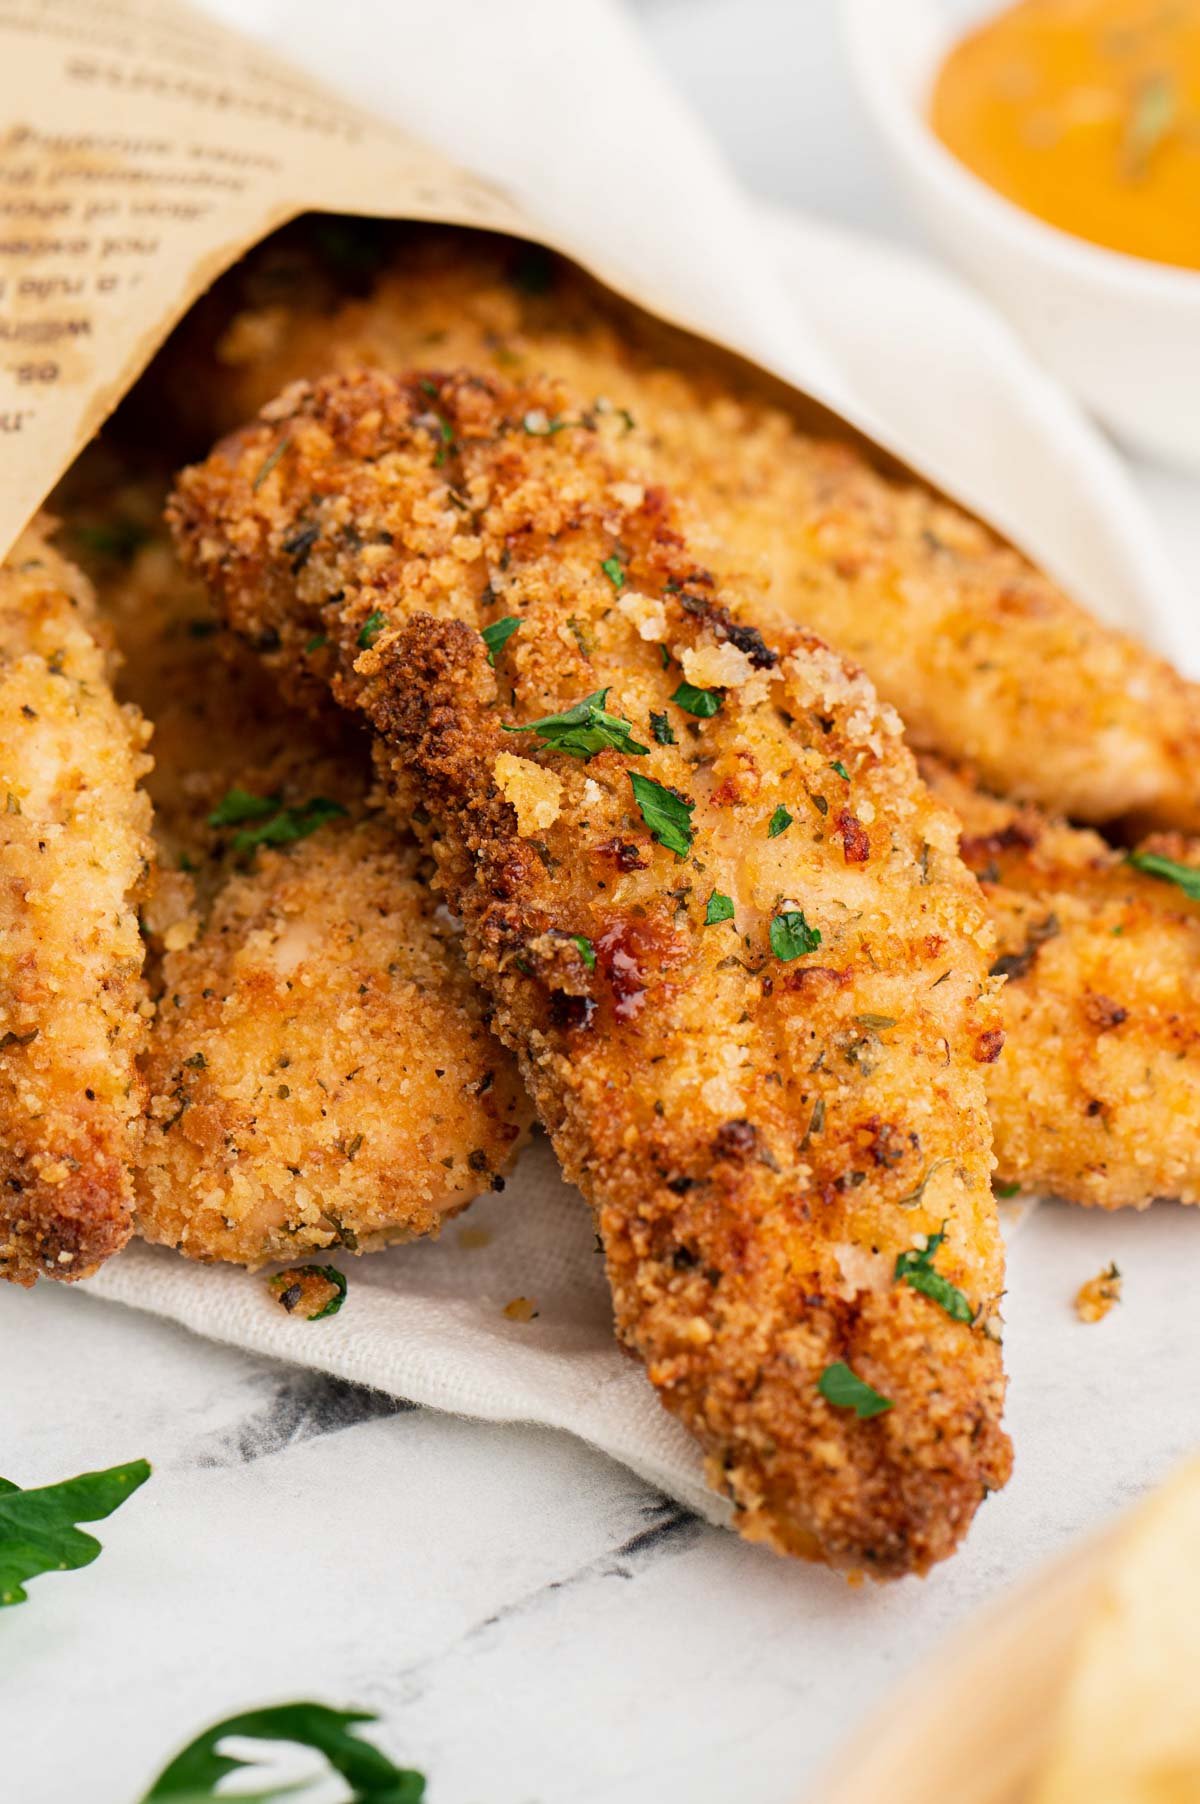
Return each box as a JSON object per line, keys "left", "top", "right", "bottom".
{"left": 0, "top": 1459, "right": 150, "bottom": 1607}
{"left": 522, "top": 409, "right": 575, "bottom": 437}
{"left": 571, "top": 934, "right": 597, "bottom": 971}
{"left": 830, "top": 760, "right": 850, "bottom": 781}
{"left": 649, "top": 710, "right": 676, "bottom": 745}
{"left": 705, "top": 891, "right": 734, "bottom": 925}
{"left": 502, "top": 689, "right": 649, "bottom": 760}
{"left": 1128, "top": 849, "right": 1200, "bottom": 901}
{"left": 994, "top": 1179, "right": 1021, "bottom": 1199}
{"left": 817, "top": 1363, "right": 892, "bottom": 1420}
{"left": 894, "top": 1229, "right": 973, "bottom": 1323}
{"left": 670, "top": 681, "right": 722, "bottom": 719}
{"left": 139, "top": 1701, "right": 425, "bottom": 1802}
{"left": 600, "top": 556, "right": 626, "bottom": 589}
{"left": 481, "top": 616, "right": 521, "bottom": 666}
{"left": 767, "top": 805, "right": 792, "bottom": 839}
{"left": 357, "top": 610, "right": 386, "bottom": 650}
{"left": 769, "top": 911, "right": 821, "bottom": 961}
{"left": 628, "top": 772, "right": 695, "bottom": 859}
{"left": 209, "top": 791, "right": 348, "bottom": 854}
{"left": 208, "top": 788, "right": 280, "bottom": 828}
{"left": 269, "top": 1265, "right": 347, "bottom": 1322}
{"left": 73, "top": 519, "right": 150, "bottom": 562}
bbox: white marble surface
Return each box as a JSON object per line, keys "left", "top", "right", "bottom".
{"left": 6, "top": 4, "right": 1200, "bottom": 1801}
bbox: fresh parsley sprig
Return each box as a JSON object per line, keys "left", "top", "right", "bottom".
{"left": 0, "top": 1459, "right": 150, "bottom": 1607}
{"left": 817, "top": 1363, "right": 892, "bottom": 1420}
{"left": 769, "top": 911, "right": 821, "bottom": 961}
{"left": 1128, "top": 848, "right": 1200, "bottom": 901}
{"left": 894, "top": 1228, "right": 973, "bottom": 1323}
{"left": 208, "top": 790, "right": 348, "bottom": 855}
{"left": 629, "top": 772, "right": 695, "bottom": 858}
{"left": 705, "top": 891, "right": 734, "bottom": 925}
{"left": 139, "top": 1701, "right": 424, "bottom": 1802}
{"left": 481, "top": 616, "right": 522, "bottom": 666}
{"left": 670, "top": 681, "right": 722, "bottom": 719}
{"left": 502, "top": 689, "right": 649, "bottom": 760}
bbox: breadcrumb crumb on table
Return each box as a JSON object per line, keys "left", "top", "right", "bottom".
{"left": 1075, "top": 1263, "right": 1122, "bottom": 1324}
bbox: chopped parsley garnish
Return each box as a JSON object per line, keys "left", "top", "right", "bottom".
{"left": 894, "top": 1228, "right": 973, "bottom": 1324}
{"left": 305, "top": 633, "right": 328, "bottom": 653}
{"left": 139, "top": 1701, "right": 425, "bottom": 1802}
{"left": 830, "top": 760, "right": 850, "bottom": 781}
{"left": 649, "top": 710, "right": 676, "bottom": 745}
{"left": 769, "top": 911, "right": 821, "bottom": 961}
{"left": 659, "top": 643, "right": 671, "bottom": 671}
{"left": 357, "top": 610, "right": 386, "bottom": 650}
{"left": 481, "top": 615, "right": 522, "bottom": 665}
{"left": 670, "top": 681, "right": 722, "bottom": 718}
{"left": 600, "top": 556, "right": 626, "bottom": 590}
{"left": 1128, "top": 848, "right": 1200, "bottom": 901}
{"left": 1, "top": 1459, "right": 150, "bottom": 1607}
{"left": 994, "top": 1179, "right": 1021, "bottom": 1199}
{"left": 251, "top": 437, "right": 291, "bottom": 492}
{"left": 705, "top": 891, "right": 735, "bottom": 925}
{"left": 629, "top": 771, "right": 695, "bottom": 859}
{"left": 817, "top": 1362, "right": 892, "bottom": 1420}
{"left": 209, "top": 789, "right": 347, "bottom": 854}
{"left": 502, "top": 689, "right": 649, "bottom": 760}
{"left": 571, "top": 934, "right": 597, "bottom": 971}
{"left": 767, "top": 805, "right": 792, "bottom": 839}
{"left": 208, "top": 788, "right": 279, "bottom": 828}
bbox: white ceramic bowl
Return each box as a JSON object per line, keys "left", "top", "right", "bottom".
{"left": 844, "top": 0, "right": 1200, "bottom": 473}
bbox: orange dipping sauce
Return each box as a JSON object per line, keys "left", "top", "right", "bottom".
{"left": 930, "top": 1, "right": 1200, "bottom": 270}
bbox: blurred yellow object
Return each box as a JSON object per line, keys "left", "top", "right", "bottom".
{"left": 931, "top": 1, "right": 1200, "bottom": 270}
{"left": 1033, "top": 1455, "right": 1200, "bottom": 1803}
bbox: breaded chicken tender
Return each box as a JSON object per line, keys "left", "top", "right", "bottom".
{"left": 171, "top": 367, "right": 1013, "bottom": 1577}
{"left": 0, "top": 528, "right": 153, "bottom": 1284}
{"left": 925, "top": 758, "right": 1200, "bottom": 1211}
{"left": 75, "top": 503, "right": 530, "bottom": 1266}
{"left": 165, "top": 225, "right": 1200, "bottom": 833}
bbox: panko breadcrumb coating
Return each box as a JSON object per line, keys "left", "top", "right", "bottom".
{"left": 925, "top": 757, "right": 1200, "bottom": 1210}
{"left": 0, "top": 527, "right": 153, "bottom": 1284}
{"left": 170, "top": 366, "right": 1013, "bottom": 1577}
{"left": 71, "top": 496, "right": 530, "bottom": 1267}
{"left": 162, "top": 223, "right": 1200, "bottom": 833}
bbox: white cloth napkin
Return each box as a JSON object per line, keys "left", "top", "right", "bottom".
{"left": 89, "top": 0, "right": 1189, "bottom": 1522}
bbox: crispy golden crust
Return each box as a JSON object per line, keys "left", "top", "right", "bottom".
{"left": 171, "top": 225, "right": 1200, "bottom": 833}
{"left": 0, "top": 528, "right": 153, "bottom": 1284}
{"left": 74, "top": 502, "right": 530, "bottom": 1267}
{"left": 925, "top": 757, "right": 1200, "bottom": 1211}
{"left": 171, "top": 367, "right": 1013, "bottom": 1577}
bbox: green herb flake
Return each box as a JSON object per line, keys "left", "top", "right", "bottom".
{"left": 659, "top": 643, "right": 671, "bottom": 671}
{"left": 357, "top": 609, "right": 386, "bottom": 650}
{"left": 705, "top": 891, "right": 735, "bottom": 926}
{"left": 210, "top": 789, "right": 347, "bottom": 853}
{"left": 894, "top": 1228, "right": 974, "bottom": 1324}
{"left": 629, "top": 771, "right": 695, "bottom": 859}
{"left": 994, "top": 1179, "right": 1021, "bottom": 1199}
{"left": 830, "top": 760, "right": 850, "bottom": 781}
{"left": 817, "top": 1362, "right": 892, "bottom": 1420}
{"left": 767, "top": 805, "right": 792, "bottom": 839}
{"left": 481, "top": 615, "right": 522, "bottom": 666}
{"left": 0, "top": 1459, "right": 150, "bottom": 1607}
{"left": 268, "top": 1264, "right": 347, "bottom": 1322}
{"left": 522, "top": 409, "right": 573, "bottom": 436}
{"left": 305, "top": 633, "right": 328, "bottom": 653}
{"left": 502, "top": 688, "right": 648, "bottom": 760}
{"left": 670, "top": 681, "right": 722, "bottom": 719}
{"left": 139, "top": 1701, "right": 425, "bottom": 1802}
{"left": 208, "top": 788, "right": 280, "bottom": 828}
{"left": 649, "top": 710, "right": 676, "bottom": 745}
{"left": 1128, "top": 849, "right": 1200, "bottom": 901}
{"left": 571, "top": 934, "right": 597, "bottom": 971}
{"left": 769, "top": 910, "right": 822, "bottom": 961}
{"left": 600, "top": 555, "right": 626, "bottom": 590}
{"left": 251, "top": 436, "right": 291, "bottom": 492}
{"left": 73, "top": 519, "right": 151, "bottom": 561}
{"left": 1122, "top": 71, "right": 1177, "bottom": 180}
